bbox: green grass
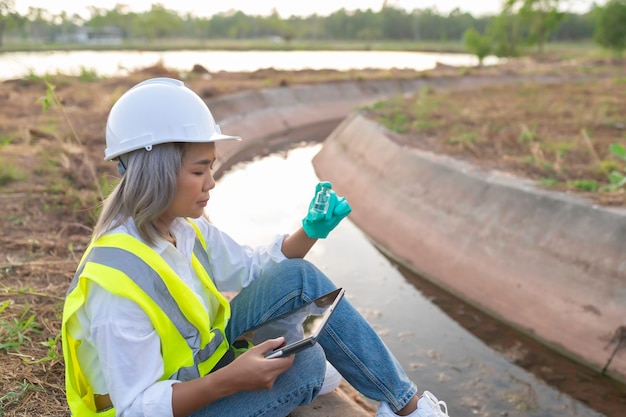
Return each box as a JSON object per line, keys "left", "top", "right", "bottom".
{"left": 0, "top": 162, "right": 27, "bottom": 186}
{"left": 0, "top": 135, "right": 15, "bottom": 148}
{"left": 0, "top": 380, "right": 44, "bottom": 413}
{"left": 0, "top": 302, "right": 42, "bottom": 353}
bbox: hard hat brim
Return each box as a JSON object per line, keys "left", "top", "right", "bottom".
{"left": 104, "top": 133, "right": 242, "bottom": 161}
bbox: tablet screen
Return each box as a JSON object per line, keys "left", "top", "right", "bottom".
{"left": 240, "top": 288, "right": 344, "bottom": 354}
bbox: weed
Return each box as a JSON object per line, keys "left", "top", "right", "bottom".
{"left": 0, "top": 134, "right": 15, "bottom": 148}
{"left": 382, "top": 113, "right": 409, "bottom": 133}
{"left": 371, "top": 94, "right": 414, "bottom": 133}
{"left": 0, "top": 303, "right": 42, "bottom": 353}
{"left": 37, "top": 81, "right": 104, "bottom": 201}
{"left": 599, "top": 159, "right": 620, "bottom": 174}
{"left": 23, "top": 68, "right": 45, "bottom": 82}
{"left": 78, "top": 66, "right": 100, "bottom": 82}
{"left": 542, "top": 141, "right": 573, "bottom": 156}
{"left": 539, "top": 178, "right": 559, "bottom": 186}
{"left": 518, "top": 124, "right": 538, "bottom": 143}
{"left": 601, "top": 143, "right": 626, "bottom": 191}
{"left": 568, "top": 179, "right": 598, "bottom": 192}
{"left": 0, "top": 379, "right": 44, "bottom": 413}
{"left": 447, "top": 132, "right": 480, "bottom": 145}
{"left": 25, "top": 332, "right": 61, "bottom": 364}
{"left": 0, "top": 162, "right": 27, "bottom": 186}
{"left": 7, "top": 215, "right": 22, "bottom": 225}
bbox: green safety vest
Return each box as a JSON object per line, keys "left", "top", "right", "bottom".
{"left": 62, "top": 221, "right": 231, "bottom": 416}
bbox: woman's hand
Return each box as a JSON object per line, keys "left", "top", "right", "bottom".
{"left": 302, "top": 181, "right": 352, "bottom": 239}
{"left": 171, "top": 338, "right": 294, "bottom": 416}
{"left": 282, "top": 181, "right": 352, "bottom": 258}
{"left": 223, "top": 337, "right": 295, "bottom": 391}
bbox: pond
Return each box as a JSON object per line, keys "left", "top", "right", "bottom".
{"left": 0, "top": 49, "right": 501, "bottom": 80}
{"left": 208, "top": 144, "right": 624, "bottom": 417}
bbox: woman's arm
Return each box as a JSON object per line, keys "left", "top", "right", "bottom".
{"left": 280, "top": 228, "right": 317, "bottom": 259}
{"left": 171, "top": 338, "right": 294, "bottom": 417}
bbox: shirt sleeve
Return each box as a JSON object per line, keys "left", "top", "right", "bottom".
{"left": 192, "top": 217, "right": 288, "bottom": 292}
{"left": 86, "top": 283, "right": 177, "bottom": 417}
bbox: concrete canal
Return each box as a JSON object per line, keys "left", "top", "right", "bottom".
{"left": 208, "top": 144, "right": 626, "bottom": 417}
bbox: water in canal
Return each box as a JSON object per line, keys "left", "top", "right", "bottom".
{"left": 208, "top": 144, "right": 626, "bottom": 417}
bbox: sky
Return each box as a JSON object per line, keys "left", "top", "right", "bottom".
{"left": 14, "top": 0, "right": 595, "bottom": 19}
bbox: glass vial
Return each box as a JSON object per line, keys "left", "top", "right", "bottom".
{"left": 312, "top": 185, "right": 331, "bottom": 215}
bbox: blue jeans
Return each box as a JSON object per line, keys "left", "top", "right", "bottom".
{"left": 190, "top": 259, "right": 417, "bottom": 417}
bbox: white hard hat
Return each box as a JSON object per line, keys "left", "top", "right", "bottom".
{"left": 104, "top": 77, "right": 241, "bottom": 161}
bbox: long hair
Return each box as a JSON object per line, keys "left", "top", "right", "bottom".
{"left": 93, "top": 142, "right": 186, "bottom": 246}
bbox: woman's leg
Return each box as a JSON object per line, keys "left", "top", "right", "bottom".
{"left": 226, "top": 258, "right": 417, "bottom": 412}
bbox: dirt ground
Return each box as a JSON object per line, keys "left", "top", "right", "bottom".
{"left": 0, "top": 59, "right": 624, "bottom": 416}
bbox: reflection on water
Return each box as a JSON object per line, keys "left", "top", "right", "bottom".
{"left": 208, "top": 145, "right": 610, "bottom": 417}
{"left": 0, "top": 49, "right": 500, "bottom": 80}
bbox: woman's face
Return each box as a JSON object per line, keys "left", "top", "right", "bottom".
{"left": 161, "top": 141, "right": 217, "bottom": 223}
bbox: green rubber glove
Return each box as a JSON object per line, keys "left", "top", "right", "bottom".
{"left": 302, "top": 181, "right": 352, "bottom": 239}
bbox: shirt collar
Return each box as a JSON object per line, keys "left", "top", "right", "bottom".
{"left": 117, "top": 217, "right": 197, "bottom": 257}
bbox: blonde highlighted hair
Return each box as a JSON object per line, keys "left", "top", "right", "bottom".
{"left": 93, "top": 142, "right": 186, "bottom": 246}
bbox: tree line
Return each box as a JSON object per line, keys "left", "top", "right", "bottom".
{"left": 0, "top": 0, "right": 625, "bottom": 59}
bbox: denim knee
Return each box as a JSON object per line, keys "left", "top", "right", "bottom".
{"left": 268, "top": 258, "right": 335, "bottom": 296}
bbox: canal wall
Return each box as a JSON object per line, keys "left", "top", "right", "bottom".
{"left": 313, "top": 113, "right": 626, "bottom": 383}
{"left": 204, "top": 75, "right": 626, "bottom": 404}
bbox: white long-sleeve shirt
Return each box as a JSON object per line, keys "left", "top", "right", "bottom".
{"left": 69, "top": 216, "right": 288, "bottom": 417}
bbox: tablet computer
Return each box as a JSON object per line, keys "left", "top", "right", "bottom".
{"left": 243, "top": 288, "right": 345, "bottom": 359}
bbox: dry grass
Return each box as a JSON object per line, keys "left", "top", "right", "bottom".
{"left": 366, "top": 69, "right": 626, "bottom": 205}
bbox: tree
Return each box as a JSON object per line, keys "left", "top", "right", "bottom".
{"left": 25, "top": 7, "right": 53, "bottom": 41}
{"left": 487, "top": 11, "right": 523, "bottom": 57}
{"left": 594, "top": 0, "right": 626, "bottom": 59}
{"left": 464, "top": 27, "right": 492, "bottom": 65}
{"left": 128, "top": 4, "right": 183, "bottom": 40}
{"left": 380, "top": 6, "right": 413, "bottom": 40}
{"left": 504, "top": 0, "right": 568, "bottom": 56}
{"left": 0, "top": 0, "right": 15, "bottom": 47}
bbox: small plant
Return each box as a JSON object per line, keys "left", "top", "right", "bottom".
{"left": 382, "top": 113, "right": 409, "bottom": 133}
{"left": 0, "top": 380, "right": 44, "bottom": 413}
{"left": 25, "top": 332, "right": 61, "bottom": 364}
{"left": 568, "top": 179, "right": 598, "bottom": 192}
{"left": 37, "top": 82, "right": 80, "bottom": 143}
{"left": 539, "top": 178, "right": 559, "bottom": 187}
{"left": 369, "top": 95, "right": 413, "bottom": 134}
{"left": 601, "top": 143, "right": 626, "bottom": 191}
{"left": 37, "top": 81, "right": 104, "bottom": 201}
{"left": 0, "top": 134, "right": 15, "bottom": 148}
{"left": 518, "top": 124, "right": 538, "bottom": 143}
{"left": 447, "top": 132, "right": 480, "bottom": 146}
{"left": 23, "top": 68, "right": 44, "bottom": 82}
{"left": 0, "top": 303, "right": 42, "bottom": 353}
{"left": 0, "top": 162, "right": 27, "bottom": 186}
{"left": 78, "top": 66, "right": 100, "bottom": 82}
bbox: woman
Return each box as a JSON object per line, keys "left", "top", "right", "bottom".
{"left": 61, "top": 77, "right": 450, "bottom": 417}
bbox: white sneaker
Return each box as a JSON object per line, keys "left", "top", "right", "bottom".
{"left": 319, "top": 361, "right": 342, "bottom": 395}
{"left": 416, "top": 391, "right": 449, "bottom": 416}
{"left": 376, "top": 391, "right": 449, "bottom": 417}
